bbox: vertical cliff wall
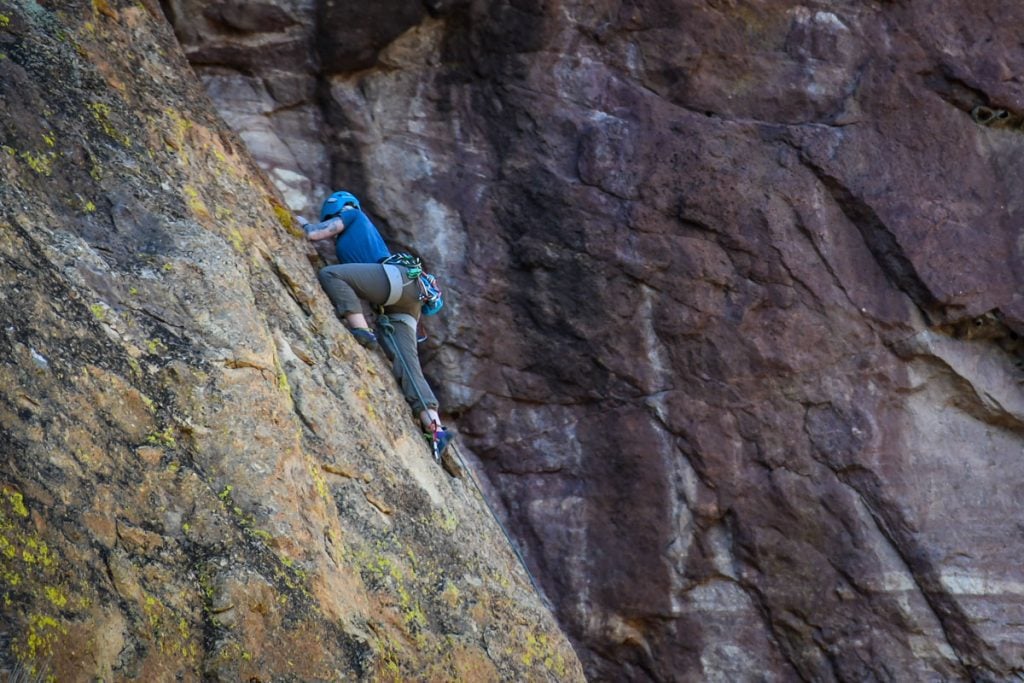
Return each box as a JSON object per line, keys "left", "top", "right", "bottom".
{"left": 166, "top": 0, "right": 1024, "bottom": 681}
{"left": 0, "top": 1, "right": 583, "bottom": 680}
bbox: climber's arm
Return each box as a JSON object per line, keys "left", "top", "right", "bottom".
{"left": 301, "top": 217, "right": 346, "bottom": 241}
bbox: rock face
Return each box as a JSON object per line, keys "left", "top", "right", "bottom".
{"left": 170, "top": 1, "right": 1024, "bottom": 681}
{"left": 0, "top": 1, "right": 583, "bottom": 680}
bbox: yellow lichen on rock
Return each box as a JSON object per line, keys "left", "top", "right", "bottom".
{"left": 0, "top": 489, "right": 70, "bottom": 673}
{"left": 0, "top": 1, "right": 584, "bottom": 680}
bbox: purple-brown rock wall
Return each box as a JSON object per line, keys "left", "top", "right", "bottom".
{"left": 166, "top": 1, "right": 1024, "bottom": 680}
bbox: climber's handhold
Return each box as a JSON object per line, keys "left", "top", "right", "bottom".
{"left": 971, "top": 105, "right": 1010, "bottom": 126}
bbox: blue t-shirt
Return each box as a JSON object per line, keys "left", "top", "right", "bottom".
{"left": 335, "top": 209, "right": 391, "bottom": 264}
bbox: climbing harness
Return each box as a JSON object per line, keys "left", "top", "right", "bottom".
{"left": 382, "top": 266, "right": 406, "bottom": 306}
{"left": 381, "top": 252, "right": 444, "bottom": 316}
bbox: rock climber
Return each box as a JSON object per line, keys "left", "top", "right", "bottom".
{"left": 298, "top": 190, "right": 454, "bottom": 456}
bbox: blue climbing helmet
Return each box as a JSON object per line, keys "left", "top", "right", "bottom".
{"left": 320, "top": 190, "right": 361, "bottom": 221}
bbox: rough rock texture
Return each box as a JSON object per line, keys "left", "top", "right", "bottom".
{"left": 173, "top": 1, "right": 1024, "bottom": 681}
{"left": 0, "top": 1, "right": 583, "bottom": 680}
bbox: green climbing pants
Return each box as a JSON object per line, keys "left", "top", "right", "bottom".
{"left": 318, "top": 263, "right": 438, "bottom": 414}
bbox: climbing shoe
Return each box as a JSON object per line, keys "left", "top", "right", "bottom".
{"left": 350, "top": 327, "right": 378, "bottom": 350}
{"left": 424, "top": 426, "right": 455, "bottom": 462}
{"left": 435, "top": 428, "right": 455, "bottom": 457}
